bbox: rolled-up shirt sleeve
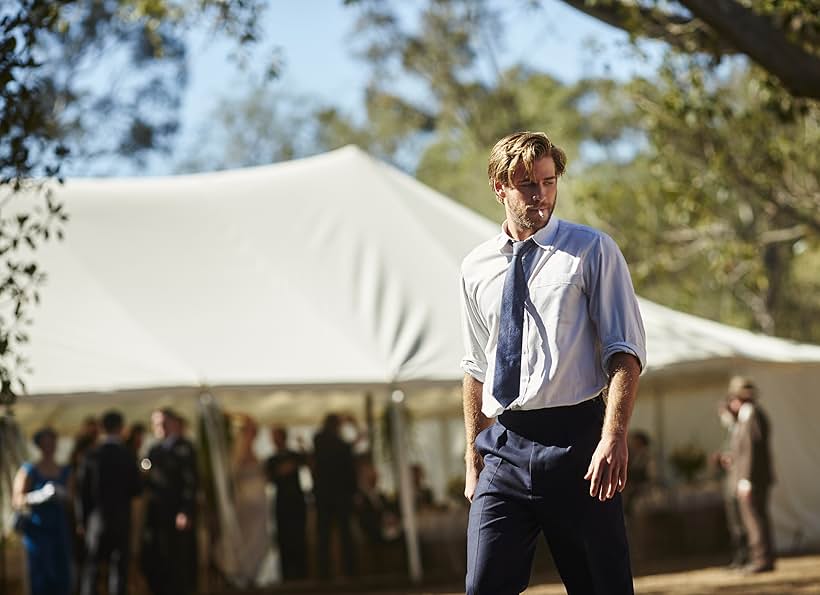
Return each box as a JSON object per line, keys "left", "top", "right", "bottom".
{"left": 585, "top": 233, "right": 647, "bottom": 375}
{"left": 459, "top": 273, "right": 489, "bottom": 383}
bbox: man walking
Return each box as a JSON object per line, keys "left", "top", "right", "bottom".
{"left": 460, "top": 131, "right": 646, "bottom": 594}
{"left": 77, "top": 410, "right": 142, "bottom": 595}
{"left": 727, "top": 376, "right": 775, "bottom": 573}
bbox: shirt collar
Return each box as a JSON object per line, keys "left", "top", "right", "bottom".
{"left": 496, "top": 216, "right": 560, "bottom": 254}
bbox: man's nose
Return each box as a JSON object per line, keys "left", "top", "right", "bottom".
{"left": 530, "top": 186, "right": 547, "bottom": 201}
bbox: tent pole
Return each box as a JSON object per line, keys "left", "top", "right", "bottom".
{"left": 437, "top": 417, "right": 451, "bottom": 503}
{"left": 364, "top": 392, "right": 375, "bottom": 464}
{"left": 389, "top": 390, "right": 423, "bottom": 584}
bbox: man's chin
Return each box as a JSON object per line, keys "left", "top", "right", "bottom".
{"left": 517, "top": 214, "right": 548, "bottom": 230}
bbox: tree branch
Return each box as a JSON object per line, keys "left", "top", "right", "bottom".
{"left": 768, "top": 196, "right": 820, "bottom": 235}
{"left": 679, "top": 0, "right": 820, "bottom": 100}
{"left": 558, "top": 0, "right": 733, "bottom": 54}
{"left": 758, "top": 225, "right": 807, "bottom": 245}
{"left": 560, "top": 0, "right": 820, "bottom": 100}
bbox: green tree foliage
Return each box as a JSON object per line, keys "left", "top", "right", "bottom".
{"left": 574, "top": 59, "right": 819, "bottom": 339}
{"left": 336, "top": 0, "right": 819, "bottom": 341}
{"left": 324, "top": 1, "right": 608, "bottom": 219}
{"left": 0, "top": 0, "right": 267, "bottom": 400}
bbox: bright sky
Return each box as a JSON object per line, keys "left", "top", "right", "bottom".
{"left": 135, "top": 0, "right": 662, "bottom": 176}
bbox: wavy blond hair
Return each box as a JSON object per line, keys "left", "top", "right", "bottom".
{"left": 487, "top": 131, "right": 567, "bottom": 189}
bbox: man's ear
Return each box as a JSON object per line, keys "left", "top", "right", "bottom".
{"left": 494, "top": 180, "right": 505, "bottom": 203}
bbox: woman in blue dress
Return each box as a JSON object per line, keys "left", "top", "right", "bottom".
{"left": 12, "top": 426, "right": 73, "bottom": 595}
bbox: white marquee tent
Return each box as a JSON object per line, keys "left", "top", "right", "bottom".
{"left": 8, "top": 146, "right": 820, "bottom": 558}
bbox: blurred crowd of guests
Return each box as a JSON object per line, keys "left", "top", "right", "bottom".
{"left": 226, "top": 412, "right": 429, "bottom": 585}
{"left": 8, "top": 376, "right": 777, "bottom": 594}
{"left": 12, "top": 408, "right": 196, "bottom": 595}
{"left": 10, "top": 408, "right": 436, "bottom": 595}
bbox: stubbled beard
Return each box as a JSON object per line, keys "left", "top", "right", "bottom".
{"left": 510, "top": 206, "right": 549, "bottom": 230}
{"left": 509, "top": 191, "right": 557, "bottom": 230}
{"left": 511, "top": 212, "right": 537, "bottom": 229}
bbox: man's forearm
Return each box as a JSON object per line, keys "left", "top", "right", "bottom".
{"left": 603, "top": 352, "right": 641, "bottom": 437}
{"left": 463, "top": 373, "right": 492, "bottom": 469}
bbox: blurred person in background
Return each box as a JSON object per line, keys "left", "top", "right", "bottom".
{"left": 123, "top": 420, "right": 147, "bottom": 591}
{"left": 313, "top": 413, "right": 358, "bottom": 580}
{"left": 140, "top": 408, "right": 199, "bottom": 595}
{"left": 227, "top": 414, "right": 269, "bottom": 586}
{"left": 12, "top": 426, "right": 73, "bottom": 595}
{"left": 70, "top": 416, "right": 100, "bottom": 470}
{"left": 265, "top": 425, "right": 309, "bottom": 581}
{"left": 76, "top": 410, "right": 142, "bottom": 595}
{"left": 70, "top": 414, "right": 100, "bottom": 585}
{"left": 411, "top": 463, "right": 435, "bottom": 511}
{"left": 715, "top": 398, "right": 748, "bottom": 569}
{"left": 355, "top": 458, "right": 402, "bottom": 545}
{"left": 124, "top": 422, "right": 146, "bottom": 458}
{"left": 622, "top": 430, "right": 653, "bottom": 518}
{"left": 727, "top": 376, "right": 775, "bottom": 574}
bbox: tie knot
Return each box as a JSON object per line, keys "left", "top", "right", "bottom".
{"left": 512, "top": 239, "right": 535, "bottom": 258}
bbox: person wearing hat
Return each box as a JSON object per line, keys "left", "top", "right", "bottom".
{"left": 726, "top": 376, "right": 775, "bottom": 573}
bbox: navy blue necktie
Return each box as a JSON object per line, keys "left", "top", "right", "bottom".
{"left": 493, "top": 239, "right": 537, "bottom": 407}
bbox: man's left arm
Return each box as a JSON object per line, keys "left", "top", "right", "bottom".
{"left": 584, "top": 352, "right": 642, "bottom": 501}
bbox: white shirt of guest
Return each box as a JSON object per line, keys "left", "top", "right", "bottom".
{"left": 459, "top": 217, "right": 647, "bottom": 418}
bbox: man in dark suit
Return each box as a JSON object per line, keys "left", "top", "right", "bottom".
{"left": 727, "top": 376, "right": 775, "bottom": 573}
{"left": 313, "top": 413, "right": 358, "bottom": 580}
{"left": 140, "top": 408, "right": 199, "bottom": 595}
{"left": 265, "top": 425, "right": 309, "bottom": 581}
{"left": 77, "top": 410, "right": 142, "bottom": 595}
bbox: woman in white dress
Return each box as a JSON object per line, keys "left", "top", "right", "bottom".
{"left": 228, "top": 415, "right": 270, "bottom": 587}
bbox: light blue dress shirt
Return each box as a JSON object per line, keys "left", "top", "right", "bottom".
{"left": 460, "top": 217, "right": 646, "bottom": 418}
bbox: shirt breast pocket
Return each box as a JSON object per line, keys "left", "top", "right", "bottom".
{"left": 528, "top": 273, "right": 584, "bottom": 324}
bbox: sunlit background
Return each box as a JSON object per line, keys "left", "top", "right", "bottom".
{"left": 1, "top": 1, "right": 819, "bottom": 594}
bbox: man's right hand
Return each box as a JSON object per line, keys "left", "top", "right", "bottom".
{"left": 464, "top": 455, "right": 483, "bottom": 502}
{"left": 461, "top": 373, "right": 489, "bottom": 504}
{"left": 464, "top": 468, "right": 479, "bottom": 502}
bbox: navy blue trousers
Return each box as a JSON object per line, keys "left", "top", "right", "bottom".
{"left": 466, "top": 396, "right": 634, "bottom": 595}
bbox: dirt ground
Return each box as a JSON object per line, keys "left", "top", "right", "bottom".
{"left": 4, "top": 548, "right": 819, "bottom": 594}
{"left": 304, "top": 553, "right": 820, "bottom": 595}
{"left": 523, "top": 554, "right": 820, "bottom": 595}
